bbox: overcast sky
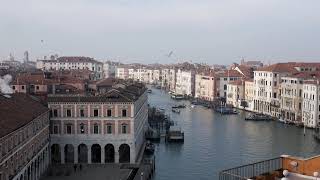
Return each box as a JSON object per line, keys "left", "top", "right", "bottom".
{"left": 0, "top": 0, "right": 320, "bottom": 64}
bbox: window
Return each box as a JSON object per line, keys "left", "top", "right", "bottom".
{"left": 122, "top": 124, "right": 128, "bottom": 134}
{"left": 107, "top": 124, "right": 112, "bottom": 134}
{"left": 80, "top": 123, "right": 85, "bottom": 134}
{"left": 93, "top": 123, "right": 99, "bottom": 134}
{"left": 107, "top": 109, "right": 112, "bottom": 117}
{"left": 80, "top": 109, "right": 85, "bottom": 117}
{"left": 36, "top": 86, "right": 39, "bottom": 90}
{"left": 66, "top": 109, "right": 71, "bottom": 117}
{"left": 94, "top": 109, "right": 99, "bottom": 117}
{"left": 53, "top": 125, "right": 58, "bottom": 134}
{"left": 122, "top": 109, "right": 127, "bottom": 117}
{"left": 22, "top": 86, "right": 25, "bottom": 90}
{"left": 273, "top": 93, "right": 277, "bottom": 98}
{"left": 12, "top": 86, "right": 15, "bottom": 90}
{"left": 224, "top": 84, "right": 227, "bottom": 90}
{"left": 66, "top": 124, "right": 72, "bottom": 134}
{"left": 53, "top": 109, "right": 58, "bottom": 117}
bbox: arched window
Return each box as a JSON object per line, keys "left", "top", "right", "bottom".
{"left": 224, "top": 84, "right": 227, "bottom": 90}
{"left": 121, "top": 123, "right": 128, "bottom": 134}
{"left": 93, "top": 123, "right": 99, "bottom": 134}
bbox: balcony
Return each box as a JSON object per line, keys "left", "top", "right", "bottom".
{"left": 219, "top": 155, "right": 320, "bottom": 180}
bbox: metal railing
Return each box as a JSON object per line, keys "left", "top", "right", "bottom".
{"left": 219, "top": 157, "right": 282, "bottom": 180}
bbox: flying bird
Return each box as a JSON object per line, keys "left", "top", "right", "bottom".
{"left": 168, "top": 51, "right": 173, "bottom": 57}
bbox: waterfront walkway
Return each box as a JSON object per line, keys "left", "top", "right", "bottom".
{"left": 41, "top": 164, "right": 131, "bottom": 180}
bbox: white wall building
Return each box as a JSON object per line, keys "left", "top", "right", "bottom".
{"left": 218, "top": 70, "right": 243, "bottom": 98}
{"left": 116, "top": 66, "right": 130, "bottom": 80}
{"left": 280, "top": 76, "right": 304, "bottom": 123}
{"left": 103, "top": 61, "right": 117, "bottom": 78}
{"left": 175, "top": 69, "right": 195, "bottom": 96}
{"left": 36, "top": 56, "right": 103, "bottom": 80}
{"left": 302, "top": 79, "right": 320, "bottom": 128}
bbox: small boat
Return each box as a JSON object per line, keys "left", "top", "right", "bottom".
{"left": 278, "top": 118, "right": 287, "bottom": 124}
{"left": 172, "top": 108, "right": 180, "bottom": 113}
{"left": 191, "top": 105, "right": 195, "bottom": 108}
{"left": 172, "top": 104, "right": 186, "bottom": 109}
{"left": 156, "top": 85, "right": 161, "bottom": 89}
{"left": 215, "top": 106, "right": 237, "bottom": 114}
{"left": 147, "top": 89, "right": 152, "bottom": 93}
{"left": 171, "top": 94, "right": 184, "bottom": 100}
{"left": 245, "top": 113, "right": 273, "bottom": 121}
{"left": 145, "top": 141, "right": 155, "bottom": 155}
{"left": 191, "top": 100, "right": 199, "bottom": 105}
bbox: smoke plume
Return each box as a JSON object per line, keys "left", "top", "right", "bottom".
{"left": 0, "top": 74, "right": 13, "bottom": 94}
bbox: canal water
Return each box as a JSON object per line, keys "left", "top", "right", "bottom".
{"left": 148, "top": 88, "right": 320, "bottom": 180}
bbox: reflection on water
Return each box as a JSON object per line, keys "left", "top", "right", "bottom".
{"left": 148, "top": 88, "right": 320, "bottom": 180}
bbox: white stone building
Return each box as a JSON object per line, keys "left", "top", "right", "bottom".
{"left": 218, "top": 70, "right": 243, "bottom": 98}
{"left": 36, "top": 56, "right": 103, "bottom": 80}
{"left": 244, "top": 80, "right": 255, "bottom": 111}
{"left": 253, "top": 63, "right": 320, "bottom": 118}
{"left": 280, "top": 75, "right": 304, "bottom": 123}
{"left": 226, "top": 80, "right": 245, "bottom": 108}
{"left": 47, "top": 83, "right": 148, "bottom": 164}
{"left": 116, "top": 66, "right": 130, "bottom": 80}
{"left": 175, "top": 69, "right": 195, "bottom": 96}
{"left": 168, "top": 69, "right": 176, "bottom": 92}
{"left": 302, "top": 79, "right": 320, "bottom": 128}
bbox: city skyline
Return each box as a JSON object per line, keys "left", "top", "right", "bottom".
{"left": 1, "top": 0, "right": 320, "bottom": 64}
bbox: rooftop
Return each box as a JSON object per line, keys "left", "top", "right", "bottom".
{"left": 48, "top": 82, "right": 146, "bottom": 103}
{"left": 256, "top": 62, "right": 320, "bottom": 72}
{"left": 39, "top": 56, "right": 101, "bottom": 64}
{"left": 0, "top": 93, "right": 48, "bottom": 138}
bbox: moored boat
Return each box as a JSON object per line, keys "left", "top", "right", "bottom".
{"left": 245, "top": 113, "right": 273, "bottom": 121}
{"left": 145, "top": 141, "right": 155, "bottom": 155}
{"left": 172, "top": 104, "right": 186, "bottom": 109}
{"left": 172, "top": 108, "right": 180, "bottom": 113}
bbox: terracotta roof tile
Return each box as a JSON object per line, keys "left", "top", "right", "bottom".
{"left": 0, "top": 94, "right": 48, "bottom": 138}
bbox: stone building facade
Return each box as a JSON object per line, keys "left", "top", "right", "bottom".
{"left": 0, "top": 94, "right": 50, "bottom": 180}
{"left": 47, "top": 83, "right": 148, "bottom": 164}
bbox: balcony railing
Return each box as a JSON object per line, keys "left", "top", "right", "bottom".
{"left": 219, "top": 157, "right": 282, "bottom": 180}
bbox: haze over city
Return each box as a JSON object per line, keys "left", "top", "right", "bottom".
{"left": 1, "top": 0, "right": 320, "bottom": 64}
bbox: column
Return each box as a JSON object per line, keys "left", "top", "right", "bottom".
{"left": 115, "top": 121, "right": 118, "bottom": 135}
{"left": 115, "top": 105, "right": 118, "bottom": 117}
{"left": 88, "top": 145, "right": 92, "bottom": 164}
{"left": 101, "top": 120, "right": 104, "bottom": 135}
{"left": 115, "top": 148, "right": 119, "bottom": 163}
{"left": 101, "top": 146, "right": 105, "bottom": 164}
{"left": 61, "top": 144, "right": 65, "bottom": 164}
{"left": 74, "top": 146, "right": 78, "bottom": 164}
